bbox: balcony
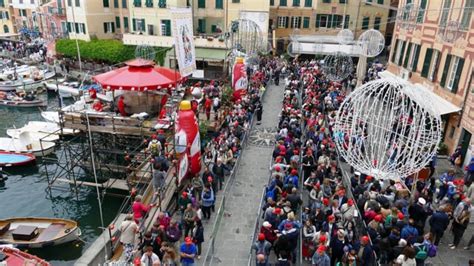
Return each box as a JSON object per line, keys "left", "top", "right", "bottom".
{"left": 122, "top": 33, "right": 227, "bottom": 49}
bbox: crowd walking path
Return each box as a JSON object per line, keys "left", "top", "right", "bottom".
{"left": 200, "top": 81, "right": 285, "bottom": 265}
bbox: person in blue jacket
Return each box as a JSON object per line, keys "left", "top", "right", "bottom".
{"left": 429, "top": 206, "right": 450, "bottom": 245}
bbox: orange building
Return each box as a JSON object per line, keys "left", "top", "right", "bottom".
{"left": 386, "top": 0, "right": 473, "bottom": 164}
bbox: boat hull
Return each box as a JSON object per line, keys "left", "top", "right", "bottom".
{"left": 0, "top": 246, "right": 50, "bottom": 265}
{"left": 0, "top": 138, "right": 56, "bottom": 157}
{"left": 0, "top": 99, "right": 47, "bottom": 108}
{"left": 0, "top": 151, "right": 36, "bottom": 167}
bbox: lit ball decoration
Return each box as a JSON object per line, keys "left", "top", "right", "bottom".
{"left": 337, "top": 29, "right": 354, "bottom": 45}
{"left": 397, "top": 3, "right": 418, "bottom": 30}
{"left": 259, "top": 41, "right": 273, "bottom": 54}
{"left": 227, "top": 19, "right": 264, "bottom": 56}
{"left": 134, "top": 44, "right": 156, "bottom": 61}
{"left": 287, "top": 41, "right": 302, "bottom": 57}
{"left": 440, "top": 21, "right": 461, "bottom": 43}
{"left": 322, "top": 52, "right": 353, "bottom": 81}
{"left": 290, "top": 28, "right": 301, "bottom": 41}
{"left": 333, "top": 78, "right": 442, "bottom": 181}
{"left": 358, "top": 29, "right": 385, "bottom": 57}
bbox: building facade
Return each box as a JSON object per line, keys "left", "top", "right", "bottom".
{"left": 386, "top": 0, "right": 473, "bottom": 164}
{"left": 65, "top": 0, "right": 129, "bottom": 41}
{"left": 0, "top": 0, "right": 14, "bottom": 35}
{"left": 269, "top": 0, "right": 392, "bottom": 53}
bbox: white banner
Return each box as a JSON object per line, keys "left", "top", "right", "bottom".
{"left": 171, "top": 8, "right": 196, "bottom": 77}
{"left": 178, "top": 153, "right": 188, "bottom": 183}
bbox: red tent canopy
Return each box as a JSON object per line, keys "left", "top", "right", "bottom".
{"left": 93, "top": 59, "right": 182, "bottom": 91}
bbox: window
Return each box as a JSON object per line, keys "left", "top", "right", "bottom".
{"left": 103, "top": 0, "right": 109, "bottom": 7}
{"left": 428, "top": 49, "right": 440, "bottom": 81}
{"left": 315, "top": 14, "right": 329, "bottom": 28}
{"left": 148, "top": 24, "right": 155, "bottom": 35}
{"left": 133, "top": 0, "right": 141, "bottom": 7}
{"left": 145, "top": 0, "right": 153, "bottom": 7}
{"left": 161, "top": 20, "right": 171, "bottom": 36}
{"left": 103, "top": 22, "right": 115, "bottom": 33}
{"left": 232, "top": 0, "right": 240, "bottom": 2}
{"left": 158, "top": 0, "right": 166, "bottom": 7}
{"left": 303, "top": 17, "right": 310, "bottom": 28}
{"left": 461, "top": 0, "right": 473, "bottom": 29}
{"left": 343, "top": 15, "right": 350, "bottom": 28}
{"left": 114, "top": 0, "right": 118, "bottom": 8}
{"left": 439, "top": 0, "right": 451, "bottom": 27}
{"left": 198, "top": 0, "right": 205, "bottom": 8}
{"left": 332, "top": 15, "right": 344, "bottom": 28}
{"left": 397, "top": 41, "right": 406, "bottom": 65}
{"left": 362, "top": 17, "right": 369, "bottom": 29}
{"left": 216, "top": 0, "right": 223, "bottom": 8}
{"left": 81, "top": 23, "right": 86, "bottom": 33}
{"left": 417, "top": 0, "right": 427, "bottom": 23}
{"left": 124, "top": 17, "right": 129, "bottom": 29}
{"left": 115, "top": 16, "right": 121, "bottom": 28}
{"left": 66, "top": 22, "right": 71, "bottom": 33}
{"left": 19, "top": 9, "right": 27, "bottom": 17}
{"left": 393, "top": 40, "right": 403, "bottom": 65}
{"left": 270, "top": 0, "right": 274, "bottom": 6}
{"left": 75, "top": 0, "right": 80, "bottom": 7}
{"left": 339, "top": 0, "right": 346, "bottom": 3}
{"left": 322, "top": 0, "right": 330, "bottom": 3}
{"left": 122, "top": 0, "right": 127, "bottom": 8}
{"left": 198, "top": 18, "right": 206, "bottom": 33}
{"left": 293, "top": 0, "right": 300, "bottom": 6}
{"left": 409, "top": 44, "right": 420, "bottom": 71}
{"left": 278, "top": 16, "right": 288, "bottom": 28}
{"left": 75, "top": 22, "right": 80, "bottom": 33}
{"left": 421, "top": 48, "right": 433, "bottom": 77}
{"left": 374, "top": 17, "right": 381, "bottom": 29}
{"left": 377, "top": 0, "right": 383, "bottom": 4}
{"left": 133, "top": 18, "right": 145, "bottom": 32}
{"left": 67, "top": 0, "right": 72, "bottom": 6}
{"left": 403, "top": 43, "right": 412, "bottom": 68}
{"left": 447, "top": 56, "right": 464, "bottom": 92}
{"left": 291, "top": 17, "right": 301, "bottom": 28}
{"left": 304, "top": 0, "right": 312, "bottom": 7}
{"left": 0, "top": 0, "right": 4, "bottom": 7}
{"left": 280, "top": 0, "right": 287, "bottom": 6}
{"left": 3, "top": 25, "right": 8, "bottom": 33}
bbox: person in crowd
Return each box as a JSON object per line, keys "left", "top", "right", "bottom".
{"left": 141, "top": 246, "right": 161, "bottom": 266}
{"left": 192, "top": 219, "right": 204, "bottom": 260}
{"left": 180, "top": 237, "right": 197, "bottom": 266}
{"left": 132, "top": 195, "right": 153, "bottom": 225}
{"left": 429, "top": 205, "right": 450, "bottom": 245}
{"left": 311, "top": 245, "right": 330, "bottom": 266}
{"left": 395, "top": 246, "right": 416, "bottom": 266}
{"left": 252, "top": 233, "right": 272, "bottom": 265}
{"left": 120, "top": 214, "right": 138, "bottom": 262}
{"left": 450, "top": 198, "right": 471, "bottom": 249}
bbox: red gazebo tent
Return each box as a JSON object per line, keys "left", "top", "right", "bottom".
{"left": 93, "top": 59, "right": 182, "bottom": 91}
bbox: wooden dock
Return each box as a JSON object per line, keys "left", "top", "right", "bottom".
{"left": 55, "top": 177, "right": 129, "bottom": 191}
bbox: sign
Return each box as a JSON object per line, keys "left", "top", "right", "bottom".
{"left": 178, "top": 153, "right": 188, "bottom": 183}
{"left": 171, "top": 8, "right": 196, "bottom": 77}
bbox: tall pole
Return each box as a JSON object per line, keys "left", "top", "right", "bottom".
{"left": 69, "top": 2, "right": 82, "bottom": 71}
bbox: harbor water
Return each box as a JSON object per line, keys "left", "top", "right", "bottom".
{"left": 0, "top": 93, "right": 122, "bottom": 265}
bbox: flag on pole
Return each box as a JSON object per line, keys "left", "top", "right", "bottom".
{"left": 171, "top": 8, "right": 196, "bottom": 77}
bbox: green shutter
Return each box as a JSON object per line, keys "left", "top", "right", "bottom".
{"left": 114, "top": 0, "right": 118, "bottom": 7}
{"left": 280, "top": 0, "right": 287, "bottom": 6}
{"left": 412, "top": 45, "right": 421, "bottom": 72}
{"left": 132, "top": 18, "right": 136, "bottom": 31}
{"left": 403, "top": 43, "right": 412, "bottom": 68}
{"left": 304, "top": 0, "right": 312, "bottom": 7}
{"left": 124, "top": 17, "right": 129, "bottom": 29}
{"left": 397, "top": 41, "right": 406, "bottom": 65}
{"left": 293, "top": 0, "right": 300, "bottom": 6}
{"left": 103, "top": 22, "right": 107, "bottom": 33}
{"left": 421, "top": 48, "right": 432, "bottom": 77}
{"left": 142, "top": 19, "right": 145, "bottom": 31}
{"left": 198, "top": 0, "right": 205, "bottom": 7}
{"left": 344, "top": 15, "right": 350, "bottom": 28}
{"left": 377, "top": 0, "right": 383, "bottom": 3}
{"left": 285, "top": 16, "right": 289, "bottom": 28}
{"left": 115, "top": 16, "right": 121, "bottom": 28}
{"left": 451, "top": 58, "right": 464, "bottom": 93}
{"left": 315, "top": 14, "right": 320, "bottom": 27}
{"left": 67, "top": 22, "right": 71, "bottom": 33}
{"left": 0, "top": 0, "right": 4, "bottom": 7}
{"left": 440, "top": 54, "right": 452, "bottom": 87}
{"left": 122, "top": 0, "right": 127, "bottom": 8}
{"left": 362, "top": 17, "right": 369, "bottom": 29}
{"left": 216, "top": 0, "right": 223, "bottom": 8}
{"left": 327, "top": 15, "right": 333, "bottom": 28}
{"left": 211, "top": 25, "right": 217, "bottom": 32}
{"left": 303, "top": 17, "right": 310, "bottom": 28}
{"left": 270, "top": 0, "right": 274, "bottom": 5}
{"left": 158, "top": 0, "right": 166, "bottom": 7}
{"left": 391, "top": 40, "right": 399, "bottom": 63}
{"left": 103, "top": 0, "right": 109, "bottom": 7}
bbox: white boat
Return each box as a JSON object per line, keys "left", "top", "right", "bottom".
{"left": 8, "top": 121, "right": 77, "bottom": 136}
{"left": 41, "top": 111, "right": 60, "bottom": 124}
{"left": 43, "top": 80, "right": 81, "bottom": 98}
{"left": 0, "top": 132, "right": 56, "bottom": 156}
{"left": 0, "top": 70, "right": 55, "bottom": 92}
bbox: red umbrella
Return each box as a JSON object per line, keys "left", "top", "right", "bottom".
{"left": 93, "top": 59, "right": 182, "bottom": 91}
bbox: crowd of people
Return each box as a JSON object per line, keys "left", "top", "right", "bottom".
{"left": 252, "top": 57, "right": 474, "bottom": 266}
{"left": 120, "top": 56, "right": 280, "bottom": 265}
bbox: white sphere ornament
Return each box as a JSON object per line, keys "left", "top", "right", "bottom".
{"left": 322, "top": 52, "right": 353, "bottom": 81}
{"left": 227, "top": 19, "right": 264, "bottom": 56}
{"left": 337, "top": 29, "right": 354, "bottom": 45}
{"left": 191, "top": 87, "right": 202, "bottom": 100}
{"left": 287, "top": 41, "right": 302, "bottom": 57}
{"left": 358, "top": 29, "right": 385, "bottom": 57}
{"left": 333, "top": 78, "right": 442, "bottom": 181}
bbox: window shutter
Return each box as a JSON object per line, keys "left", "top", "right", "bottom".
{"left": 142, "top": 19, "right": 146, "bottom": 31}
{"left": 132, "top": 18, "right": 136, "bottom": 31}
{"left": 285, "top": 16, "right": 289, "bottom": 28}
{"left": 440, "top": 54, "right": 452, "bottom": 87}
{"left": 403, "top": 43, "right": 412, "bottom": 68}
{"left": 315, "top": 14, "right": 320, "bottom": 28}
{"left": 166, "top": 20, "right": 171, "bottom": 36}
{"left": 290, "top": 17, "right": 294, "bottom": 28}
{"left": 297, "top": 17, "right": 301, "bottom": 28}
{"left": 124, "top": 17, "right": 129, "bottom": 29}
{"left": 412, "top": 45, "right": 421, "bottom": 72}
{"left": 5, "top": 11, "right": 8, "bottom": 19}
{"left": 397, "top": 41, "right": 406, "bottom": 65}
{"left": 328, "top": 15, "right": 333, "bottom": 28}
{"left": 451, "top": 58, "right": 464, "bottom": 93}
{"left": 111, "top": 23, "right": 115, "bottom": 33}
{"left": 103, "top": 22, "right": 108, "bottom": 33}
{"left": 67, "top": 22, "right": 71, "bottom": 33}
{"left": 115, "top": 16, "right": 120, "bottom": 28}
{"left": 420, "top": 48, "right": 432, "bottom": 77}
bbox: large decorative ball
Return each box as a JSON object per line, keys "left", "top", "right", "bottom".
{"left": 337, "top": 29, "right": 354, "bottom": 45}
{"left": 358, "top": 29, "right": 385, "bottom": 57}
{"left": 227, "top": 19, "right": 264, "bottom": 56}
{"left": 322, "top": 52, "right": 353, "bottom": 81}
{"left": 333, "top": 78, "right": 442, "bottom": 181}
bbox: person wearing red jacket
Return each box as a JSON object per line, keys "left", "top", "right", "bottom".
{"left": 117, "top": 96, "right": 127, "bottom": 116}
{"left": 204, "top": 97, "right": 212, "bottom": 120}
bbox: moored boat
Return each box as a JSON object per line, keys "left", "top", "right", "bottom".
{"left": 0, "top": 152, "right": 36, "bottom": 167}
{"left": 0, "top": 98, "right": 47, "bottom": 107}
{"left": 0, "top": 246, "right": 50, "bottom": 266}
{"left": 0, "top": 132, "right": 56, "bottom": 156}
{"left": 0, "top": 217, "right": 81, "bottom": 248}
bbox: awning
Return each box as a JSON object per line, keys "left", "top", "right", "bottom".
{"left": 378, "top": 71, "right": 462, "bottom": 115}
{"left": 171, "top": 48, "right": 227, "bottom": 63}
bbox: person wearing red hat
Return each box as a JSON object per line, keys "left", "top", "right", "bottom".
{"left": 180, "top": 236, "right": 197, "bottom": 266}
{"left": 178, "top": 191, "right": 192, "bottom": 214}
{"left": 311, "top": 245, "right": 330, "bottom": 266}
{"left": 340, "top": 198, "right": 356, "bottom": 224}
{"left": 354, "top": 235, "right": 375, "bottom": 266}
{"left": 284, "top": 169, "right": 299, "bottom": 189}
{"left": 252, "top": 233, "right": 272, "bottom": 265}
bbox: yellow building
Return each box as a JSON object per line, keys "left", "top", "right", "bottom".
{"left": 65, "top": 0, "right": 129, "bottom": 41}
{"left": 122, "top": 0, "right": 269, "bottom": 78}
{"left": 270, "top": 0, "right": 393, "bottom": 53}
{"left": 0, "top": 0, "right": 14, "bottom": 34}
{"left": 386, "top": 0, "right": 473, "bottom": 163}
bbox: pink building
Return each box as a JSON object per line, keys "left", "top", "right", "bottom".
{"left": 39, "top": 0, "right": 67, "bottom": 40}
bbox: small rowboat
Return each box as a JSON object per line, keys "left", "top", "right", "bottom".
{"left": 0, "top": 132, "right": 56, "bottom": 157}
{"left": 0, "top": 246, "right": 50, "bottom": 266}
{"left": 0, "top": 98, "right": 47, "bottom": 108}
{"left": 0, "top": 217, "right": 81, "bottom": 248}
{"left": 0, "top": 151, "right": 36, "bottom": 167}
